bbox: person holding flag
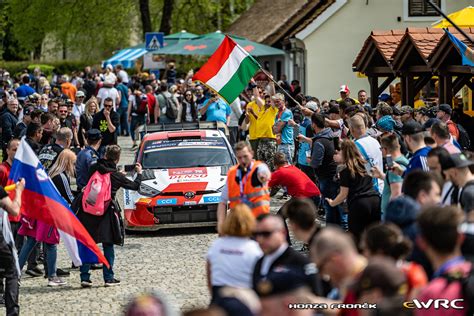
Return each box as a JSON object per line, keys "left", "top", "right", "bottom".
{"left": 7, "top": 137, "right": 111, "bottom": 289}
{"left": 0, "top": 178, "right": 25, "bottom": 316}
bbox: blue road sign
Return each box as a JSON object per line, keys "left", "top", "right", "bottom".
{"left": 145, "top": 32, "right": 164, "bottom": 51}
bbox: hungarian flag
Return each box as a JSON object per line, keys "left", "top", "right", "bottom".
{"left": 193, "top": 35, "right": 260, "bottom": 104}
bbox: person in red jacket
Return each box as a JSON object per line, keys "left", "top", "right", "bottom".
{"left": 269, "top": 152, "right": 321, "bottom": 244}
{"left": 0, "top": 138, "right": 20, "bottom": 228}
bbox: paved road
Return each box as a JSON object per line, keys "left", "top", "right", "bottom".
{"left": 8, "top": 136, "right": 295, "bottom": 315}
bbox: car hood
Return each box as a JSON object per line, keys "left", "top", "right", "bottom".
{"left": 141, "top": 166, "right": 226, "bottom": 192}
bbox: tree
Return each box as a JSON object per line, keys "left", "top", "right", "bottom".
{"left": 159, "top": 0, "right": 174, "bottom": 34}
{"left": 139, "top": 0, "right": 153, "bottom": 38}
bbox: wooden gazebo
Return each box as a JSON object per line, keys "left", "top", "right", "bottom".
{"left": 353, "top": 27, "right": 474, "bottom": 108}
{"left": 429, "top": 28, "right": 474, "bottom": 106}
{"left": 353, "top": 30, "right": 404, "bottom": 107}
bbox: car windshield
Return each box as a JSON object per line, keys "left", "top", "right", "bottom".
{"left": 141, "top": 138, "right": 232, "bottom": 169}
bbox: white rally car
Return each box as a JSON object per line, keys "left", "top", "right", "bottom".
{"left": 123, "top": 123, "right": 235, "bottom": 231}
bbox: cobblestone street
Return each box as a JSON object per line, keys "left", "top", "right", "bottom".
{"left": 9, "top": 136, "right": 292, "bottom": 315}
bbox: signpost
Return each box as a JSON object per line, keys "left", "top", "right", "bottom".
{"left": 145, "top": 32, "right": 164, "bottom": 51}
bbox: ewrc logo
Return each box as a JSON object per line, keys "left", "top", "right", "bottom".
{"left": 403, "top": 299, "right": 464, "bottom": 309}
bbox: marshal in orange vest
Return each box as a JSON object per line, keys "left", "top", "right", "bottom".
{"left": 227, "top": 161, "right": 270, "bottom": 218}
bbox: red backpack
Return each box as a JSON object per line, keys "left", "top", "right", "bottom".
{"left": 82, "top": 171, "right": 112, "bottom": 216}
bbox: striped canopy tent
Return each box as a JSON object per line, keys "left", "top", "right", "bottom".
{"left": 102, "top": 31, "right": 198, "bottom": 69}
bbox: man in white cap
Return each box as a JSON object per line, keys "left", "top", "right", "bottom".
{"left": 73, "top": 91, "right": 86, "bottom": 122}
{"left": 336, "top": 85, "right": 359, "bottom": 105}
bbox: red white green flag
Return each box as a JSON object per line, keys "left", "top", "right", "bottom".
{"left": 193, "top": 35, "right": 260, "bottom": 104}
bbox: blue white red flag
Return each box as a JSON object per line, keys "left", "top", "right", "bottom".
{"left": 445, "top": 29, "right": 474, "bottom": 66}
{"left": 7, "top": 138, "right": 109, "bottom": 268}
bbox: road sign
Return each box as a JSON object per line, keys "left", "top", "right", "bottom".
{"left": 145, "top": 32, "right": 164, "bottom": 51}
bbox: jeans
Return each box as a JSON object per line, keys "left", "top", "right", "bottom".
{"left": 278, "top": 143, "right": 295, "bottom": 164}
{"left": 228, "top": 126, "right": 239, "bottom": 147}
{"left": 18, "top": 237, "right": 57, "bottom": 278}
{"left": 159, "top": 115, "right": 175, "bottom": 124}
{"left": 318, "top": 178, "right": 348, "bottom": 230}
{"left": 80, "top": 243, "right": 115, "bottom": 282}
{"left": 130, "top": 115, "right": 145, "bottom": 142}
{"left": 117, "top": 107, "right": 129, "bottom": 136}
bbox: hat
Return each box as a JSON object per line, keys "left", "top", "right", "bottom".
{"left": 438, "top": 104, "right": 452, "bottom": 115}
{"left": 447, "top": 153, "right": 474, "bottom": 169}
{"left": 339, "top": 85, "right": 350, "bottom": 94}
{"left": 306, "top": 101, "right": 318, "bottom": 112}
{"left": 352, "top": 258, "right": 407, "bottom": 298}
{"left": 422, "top": 118, "right": 441, "bottom": 130}
{"left": 392, "top": 107, "right": 401, "bottom": 116}
{"left": 254, "top": 264, "right": 314, "bottom": 297}
{"left": 379, "top": 93, "right": 391, "bottom": 102}
{"left": 400, "top": 105, "right": 414, "bottom": 115}
{"left": 376, "top": 115, "right": 396, "bottom": 132}
{"left": 86, "top": 129, "right": 102, "bottom": 141}
{"left": 401, "top": 120, "right": 423, "bottom": 135}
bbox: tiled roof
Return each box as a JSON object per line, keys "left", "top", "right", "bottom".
{"left": 396, "top": 27, "right": 445, "bottom": 60}
{"left": 226, "top": 0, "right": 335, "bottom": 45}
{"left": 353, "top": 30, "right": 405, "bottom": 69}
{"left": 428, "top": 27, "right": 474, "bottom": 60}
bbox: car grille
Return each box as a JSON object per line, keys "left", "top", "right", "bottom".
{"left": 159, "top": 190, "right": 220, "bottom": 196}
{"left": 147, "top": 204, "right": 218, "bottom": 224}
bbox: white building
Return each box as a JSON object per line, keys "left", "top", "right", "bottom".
{"left": 227, "top": 0, "right": 472, "bottom": 100}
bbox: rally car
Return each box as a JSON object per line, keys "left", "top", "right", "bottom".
{"left": 123, "top": 122, "right": 236, "bottom": 231}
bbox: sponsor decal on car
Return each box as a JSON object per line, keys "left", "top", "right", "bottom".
{"left": 203, "top": 196, "right": 220, "bottom": 203}
{"left": 157, "top": 198, "right": 177, "bottom": 205}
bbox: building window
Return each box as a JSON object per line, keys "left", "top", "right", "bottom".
{"left": 408, "top": 0, "right": 441, "bottom": 17}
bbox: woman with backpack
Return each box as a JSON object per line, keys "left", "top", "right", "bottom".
{"left": 74, "top": 145, "right": 143, "bottom": 288}
{"left": 17, "top": 149, "right": 77, "bottom": 287}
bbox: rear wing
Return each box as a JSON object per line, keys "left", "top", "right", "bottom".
{"left": 138, "top": 121, "right": 229, "bottom": 137}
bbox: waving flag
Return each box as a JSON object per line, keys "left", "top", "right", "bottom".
{"left": 193, "top": 35, "right": 260, "bottom": 104}
{"left": 445, "top": 29, "right": 474, "bottom": 66}
{"left": 8, "top": 139, "right": 109, "bottom": 268}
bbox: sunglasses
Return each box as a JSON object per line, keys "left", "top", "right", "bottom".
{"left": 59, "top": 110, "right": 68, "bottom": 113}
{"left": 104, "top": 104, "right": 113, "bottom": 108}
{"left": 252, "top": 230, "right": 276, "bottom": 238}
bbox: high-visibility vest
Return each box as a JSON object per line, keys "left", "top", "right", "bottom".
{"left": 227, "top": 161, "right": 270, "bottom": 217}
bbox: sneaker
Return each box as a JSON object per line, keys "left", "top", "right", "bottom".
{"left": 25, "top": 268, "right": 42, "bottom": 277}
{"left": 104, "top": 278, "right": 121, "bottom": 287}
{"left": 47, "top": 277, "right": 67, "bottom": 287}
{"left": 91, "top": 263, "right": 103, "bottom": 270}
{"left": 131, "top": 144, "right": 138, "bottom": 150}
{"left": 56, "top": 268, "right": 70, "bottom": 277}
{"left": 81, "top": 280, "right": 93, "bottom": 288}
{"left": 0, "top": 295, "right": 5, "bottom": 305}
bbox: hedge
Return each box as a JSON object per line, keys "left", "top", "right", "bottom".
{"left": 0, "top": 60, "right": 98, "bottom": 78}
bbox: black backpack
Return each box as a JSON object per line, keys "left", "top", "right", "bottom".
{"left": 441, "top": 267, "right": 474, "bottom": 316}
{"left": 162, "top": 93, "right": 178, "bottom": 119}
{"left": 457, "top": 124, "right": 471, "bottom": 151}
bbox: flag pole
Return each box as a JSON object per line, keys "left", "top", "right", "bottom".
{"left": 257, "top": 66, "right": 303, "bottom": 108}
{"left": 426, "top": 0, "right": 474, "bottom": 45}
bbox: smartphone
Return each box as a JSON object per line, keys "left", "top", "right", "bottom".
{"left": 386, "top": 155, "right": 394, "bottom": 169}
{"left": 333, "top": 137, "right": 341, "bottom": 151}
{"left": 124, "top": 164, "right": 136, "bottom": 172}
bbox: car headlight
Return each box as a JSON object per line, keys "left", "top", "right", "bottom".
{"left": 138, "top": 183, "right": 161, "bottom": 197}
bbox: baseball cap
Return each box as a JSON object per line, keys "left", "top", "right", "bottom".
{"left": 401, "top": 120, "right": 423, "bottom": 135}
{"left": 306, "top": 101, "right": 318, "bottom": 112}
{"left": 422, "top": 118, "right": 441, "bottom": 130}
{"left": 376, "top": 115, "right": 396, "bottom": 132}
{"left": 86, "top": 129, "right": 102, "bottom": 141}
{"left": 76, "top": 91, "right": 85, "bottom": 98}
{"left": 378, "top": 93, "right": 391, "bottom": 102}
{"left": 438, "top": 104, "right": 452, "bottom": 115}
{"left": 446, "top": 153, "right": 474, "bottom": 169}
{"left": 400, "top": 105, "right": 414, "bottom": 115}
{"left": 339, "top": 85, "right": 350, "bottom": 94}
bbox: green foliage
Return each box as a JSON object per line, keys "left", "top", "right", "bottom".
{"left": 0, "top": 60, "right": 93, "bottom": 78}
